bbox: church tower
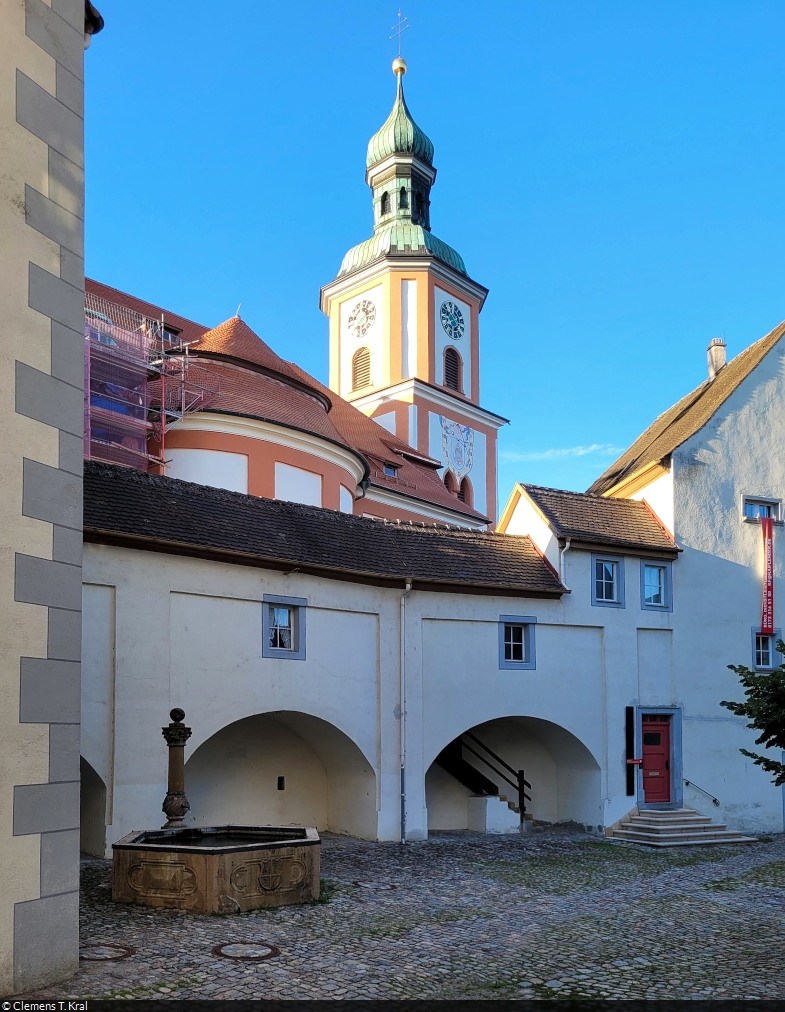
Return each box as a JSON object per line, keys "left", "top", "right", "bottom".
{"left": 320, "top": 59, "right": 506, "bottom": 524}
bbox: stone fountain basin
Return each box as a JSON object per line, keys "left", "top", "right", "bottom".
{"left": 112, "top": 825, "right": 320, "bottom": 913}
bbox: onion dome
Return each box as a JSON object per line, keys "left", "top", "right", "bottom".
{"left": 366, "top": 59, "right": 434, "bottom": 168}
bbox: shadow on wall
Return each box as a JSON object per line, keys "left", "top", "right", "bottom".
{"left": 185, "top": 711, "right": 377, "bottom": 839}
{"left": 80, "top": 756, "right": 107, "bottom": 857}
{"left": 426, "top": 715, "right": 601, "bottom": 832}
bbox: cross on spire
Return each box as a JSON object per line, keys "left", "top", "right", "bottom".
{"left": 390, "top": 9, "right": 409, "bottom": 57}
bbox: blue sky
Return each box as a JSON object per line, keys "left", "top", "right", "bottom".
{"left": 85, "top": 1, "right": 785, "bottom": 504}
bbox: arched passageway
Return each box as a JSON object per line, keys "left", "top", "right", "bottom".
{"left": 185, "top": 711, "right": 377, "bottom": 839}
{"left": 426, "top": 716, "right": 602, "bottom": 833}
{"left": 80, "top": 756, "right": 107, "bottom": 857}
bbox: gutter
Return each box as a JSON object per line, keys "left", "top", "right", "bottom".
{"left": 559, "top": 537, "right": 572, "bottom": 591}
{"left": 400, "top": 579, "right": 413, "bottom": 845}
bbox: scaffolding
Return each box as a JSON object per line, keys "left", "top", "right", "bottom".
{"left": 84, "top": 292, "right": 219, "bottom": 471}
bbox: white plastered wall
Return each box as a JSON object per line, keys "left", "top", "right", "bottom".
{"left": 401, "top": 279, "right": 417, "bottom": 379}
{"left": 501, "top": 492, "right": 560, "bottom": 573}
{"left": 275, "top": 462, "right": 322, "bottom": 507}
{"left": 668, "top": 339, "right": 785, "bottom": 833}
{"left": 631, "top": 469, "right": 674, "bottom": 534}
{"left": 166, "top": 448, "right": 249, "bottom": 494}
{"left": 185, "top": 712, "right": 376, "bottom": 838}
{"left": 81, "top": 547, "right": 395, "bottom": 850}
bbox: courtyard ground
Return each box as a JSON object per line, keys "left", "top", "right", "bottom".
{"left": 20, "top": 829, "right": 785, "bottom": 1001}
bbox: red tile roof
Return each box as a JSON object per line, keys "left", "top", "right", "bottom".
{"left": 189, "top": 316, "right": 310, "bottom": 389}
{"left": 194, "top": 361, "right": 356, "bottom": 456}
{"left": 285, "top": 363, "right": 488, "bottom": 521}
{"left": 523, "top": 484, "right": 679, "bottom": 556}
{"left": 588, "top": 322, "right": 785, "bottom": 496}
{"left": 85, "top": 279, "right": 487, "bottom": 523}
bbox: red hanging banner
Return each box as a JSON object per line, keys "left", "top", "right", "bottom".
{"left": 761, "top": 516, "right": 774, "bottom": 636}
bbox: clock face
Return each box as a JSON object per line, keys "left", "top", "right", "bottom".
{"left": 440, "top": 300, "right": 465, "bottom": 340}
{"left": 347, "top": 299, "right": 376, "bottom": 339}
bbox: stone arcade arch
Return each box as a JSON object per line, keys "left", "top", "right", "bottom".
{"left": 425, "top": 716, "right": 602, "bottom": 833}
{"left": 185, "top": 711, "right": 377, "bottom": 839}
{"left": 80, "top": 756, "right": 107, "bottom": 857}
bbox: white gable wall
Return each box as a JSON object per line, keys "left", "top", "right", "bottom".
{"left": 501, "top": 492, "right": 560, "bottom": 573}
{"left": 631, "top": 469, "right": 674, "bottom": 534}
{"left": 669, "top": 337, "right": 785, "bottom": 832}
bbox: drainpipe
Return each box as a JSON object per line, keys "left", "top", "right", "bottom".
{"left": 559, "top": 538, "right": 572, "bottom": 590}
{"left": 400, "top": 578, "right": 413, "bottom": 844}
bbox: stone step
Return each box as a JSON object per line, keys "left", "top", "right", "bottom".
{"left": 630, "top": 808, "right": 703, "bottom": 818}
{"left": 628, "top": 810, "right": 714, "bottom": 818}
{"left": 612, "top": 827, "right": 757, "bottom": 847}
{"left": 631, "top": 820, "right": 715, "bottom": 830}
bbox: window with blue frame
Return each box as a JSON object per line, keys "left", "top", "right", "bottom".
{"left": 640, "top": 560, "right": 672, "bottom": 611}
{"left": 591, "top": 555, "right": 625, "bottom": 608}
{"left": 262, "top": 594, "right": 307, "bottom": 660}
{"left": 499, "top": 616, "right": 536, "bottom": 670}
{"left": 743, "top": 497, "right": 782, "bottom": 522}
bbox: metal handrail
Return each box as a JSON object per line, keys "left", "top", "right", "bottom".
{"left": 461, "top": 739, "right": 518, "bottom": 794}
{"left": 684, "top": 778, "right": 721, "bottom": 807}
{"left": 460, "top": 734, "right": 532, "bottom": 828}
{"left": 465, "top": 731, "right": 531, "bottom": 788}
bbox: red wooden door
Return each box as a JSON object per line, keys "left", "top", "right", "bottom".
{"left": 642, "top": 716, "right": 671, "bottom": 803}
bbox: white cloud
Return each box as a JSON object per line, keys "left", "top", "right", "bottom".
{"left": 500, "top": 443, "right": 624, "bottom": 463}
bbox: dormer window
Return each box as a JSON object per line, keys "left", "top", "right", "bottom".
{"left": 383, "top": 464, "right": 398, "bottom": 477}
{"left": 399, "top": 187, "right": 408, "bottom": 210}
{"left": 380, "top": 191, "right": 390, "bottom": 215}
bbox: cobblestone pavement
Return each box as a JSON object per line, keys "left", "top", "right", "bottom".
{"left": 20, "top": 830, "right": 785, "bottom": 1000}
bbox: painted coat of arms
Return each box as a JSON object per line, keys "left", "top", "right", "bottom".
{"left": 440, "top": 417, "right": 474, "bottom": 480}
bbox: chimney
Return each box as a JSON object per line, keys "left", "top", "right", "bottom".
{"left": 707, "top": 338, "right": 727, "bottom": 381}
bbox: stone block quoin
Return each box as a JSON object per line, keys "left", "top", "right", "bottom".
{"left": 11, "top": 1, "right": 87, "bottom": 990}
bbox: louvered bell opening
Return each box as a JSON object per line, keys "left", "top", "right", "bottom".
{"left": 352, "top": 348, "right": 371, "bottom": 390}
{"left": 457, "top": 480, "right": 467, "bottom": 503}
{"left": 444, "top": 348, "right": 461, "bottom": 391}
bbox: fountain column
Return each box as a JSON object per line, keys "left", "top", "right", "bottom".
{"left": 161, "top": 707, "right": 192, "bottom": 828}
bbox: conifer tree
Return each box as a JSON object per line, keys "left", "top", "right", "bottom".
{"left": 721, "top": 640, "right": 785, "bottom": 786}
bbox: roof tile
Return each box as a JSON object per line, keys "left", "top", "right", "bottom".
{"left": 84, "top": 463, "right": 564, "bottom": 596}
{"left": 588, "top": 323, "right": 785, "bottom": 495}
{"left": 523, "top": 484, "right": 678, "bottom": 554}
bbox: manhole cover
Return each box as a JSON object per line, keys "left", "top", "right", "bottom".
{"left": 212, "top": 942, "right": 280, "bottom": 961}
{"left": 80, "top": 943, "right": 136, "bottom": 961}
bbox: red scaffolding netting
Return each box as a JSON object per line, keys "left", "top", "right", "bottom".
{"left": 84, "top": 293, "right": 219, "bottom": 471}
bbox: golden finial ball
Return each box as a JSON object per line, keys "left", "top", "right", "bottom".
{"left": 392, "top": 57, "right": 407, "bottom": 77}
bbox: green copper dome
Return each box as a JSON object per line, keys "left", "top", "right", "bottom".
{"left": 366, "top": 75, "right": 434, "bottom": 168}
{"left": 338, "top": 223, "right": 465, "bottom": 277}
